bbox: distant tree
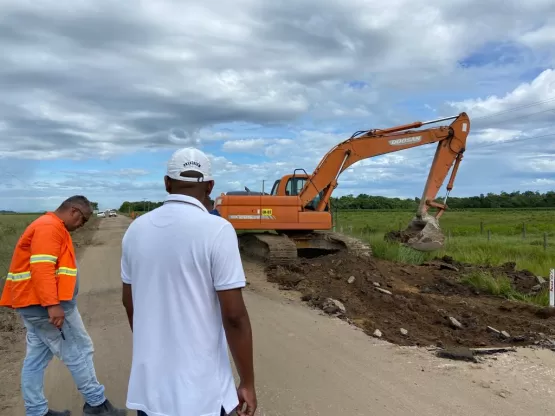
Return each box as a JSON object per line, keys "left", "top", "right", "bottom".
{"left": 118, "top": 200, "right": 163, "bottom": 213}
{"left": 329, "top": 190, "right": 555, "bottom": 210}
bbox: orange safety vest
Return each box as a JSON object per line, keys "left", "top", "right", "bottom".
{"left": 0, "top": 212, "right": 78, "bottom": 309}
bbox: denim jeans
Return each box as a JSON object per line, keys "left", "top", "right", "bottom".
{"left": 20, "top": 307, "right": 106, "bottom": 416}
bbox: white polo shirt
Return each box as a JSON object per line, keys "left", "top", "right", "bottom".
{"left": 121, "top": 194, "right": 246, "bottom": 416}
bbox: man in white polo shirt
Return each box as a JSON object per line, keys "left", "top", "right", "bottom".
{"left": 120, "top": 147, "right": 257, "bottom": 416}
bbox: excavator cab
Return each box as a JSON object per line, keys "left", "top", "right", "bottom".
{"left": 269, "top": 173, "right": 328, "bottom": 212}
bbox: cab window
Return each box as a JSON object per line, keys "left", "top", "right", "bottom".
{"left": 285, "top": 177, "right": 307, "bottom": 196}
{"left": 270, "top": 180, "right": 280, "bottom": 195}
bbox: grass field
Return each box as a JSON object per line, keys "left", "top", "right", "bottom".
{"left": 335, "top": 209, "right": 555, "bottom": 277}
{"left": 0, "top": 214, "right": 40, "bottom": 276}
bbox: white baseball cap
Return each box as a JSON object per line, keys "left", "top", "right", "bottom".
{"left": 166, "top": 147, "right": 213, "bottom": 182}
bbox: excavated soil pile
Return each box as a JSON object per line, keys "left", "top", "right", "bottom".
{"left": 266, "top": 253, "right": 555, "bottom": 348}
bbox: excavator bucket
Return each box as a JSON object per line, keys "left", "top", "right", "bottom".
{"left": 404, "top": 214, "right": 445, "bottom": 251}
{"left": 385, "top": 213, "right": 445, "bottom": 252}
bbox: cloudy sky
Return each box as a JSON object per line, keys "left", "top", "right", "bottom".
{"left": 1, "top": 0, "right": 554, "bottom": 211}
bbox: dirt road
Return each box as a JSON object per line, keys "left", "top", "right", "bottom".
{"left": 5, "top": 215, "right": 555, "bottom": 415}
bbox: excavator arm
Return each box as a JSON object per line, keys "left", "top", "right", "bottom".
{"left": 299, "top": 112, "right": 470, "bottom": 217}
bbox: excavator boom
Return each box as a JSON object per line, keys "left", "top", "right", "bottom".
{"left": 299, "top": 112, "right": 469, "bottom": 213}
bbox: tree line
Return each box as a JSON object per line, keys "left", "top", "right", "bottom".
{"left": 118, "top": 191, "right": 555, "bottom": 212}
{"left": 330, "top": 191, "right": 555, "bottom": 210}
{"left": 119, "top": 200, "right": 165, "bottom": 213}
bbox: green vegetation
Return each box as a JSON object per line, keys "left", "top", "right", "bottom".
{"left": 460, "top": 270, "right": 549, "bottom": 307}
{"left": 119, "top": 201, "right": 163, "bottom": 214}
{"left": 337, "top": 209, "right": 554, "bottom": 277}
{"left": 336, "top": 208, "right": 554, "bottom": 236}
{"left": 461, "top": 270, "right": 513, "bottom": 296}
{"left": 0, "top": 214, "right": 40, "bottom": 292}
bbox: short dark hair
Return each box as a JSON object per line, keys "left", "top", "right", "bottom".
{"left": 59, "top": 195, "right": 92, "bottom": 212}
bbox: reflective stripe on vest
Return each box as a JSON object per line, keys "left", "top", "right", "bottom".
{"left": 6, "top": 271, "right": 32, "bottom": 281}
{"left": 57, "top": 267, "right": 77, "bottom": 276}
{"left": 30, "top": 254, "right": 58, "bottom": 264}
{"left": 6, "top": 266, "right": 77, "bottom": 281}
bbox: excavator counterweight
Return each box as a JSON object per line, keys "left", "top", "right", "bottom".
{"left": 214, "top": 113, "right": 470, "bottom": 265}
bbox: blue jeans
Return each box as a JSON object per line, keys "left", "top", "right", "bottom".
{"left": 20, "top": 307, "right": 106, "bottom": 416}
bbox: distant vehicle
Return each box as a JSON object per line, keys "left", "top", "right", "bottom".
{"left": 97, "top": 211, "right": 106, "bottom": 218}
{"left": 109, "top": 210, "right": 117, "bottom": 217}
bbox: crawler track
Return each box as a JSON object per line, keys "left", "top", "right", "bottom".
{"left": 317, "top": 231, "right": 372, "bottom": 258}
{"left": 238, "top": 231, "right": 372, "bottom": 266}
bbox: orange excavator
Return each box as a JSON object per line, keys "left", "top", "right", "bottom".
{"left": 214, "top": 112, "right": 470, "bottom": 265}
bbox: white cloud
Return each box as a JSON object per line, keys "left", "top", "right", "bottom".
{"left": 523, "top": 178, "right": 555, "bottom": 187}
{"left": 471, "top": 128, "right": 526, "bottom": 143}
{"left": 60, "top": 168, "right": 151, "bottom": 178}
{"left": 450, "top": 68, "right": 555, "bottom": 111}
{"left": 447, "top": 69, "right": 555, "bottom": 130}
{"left": 523, "top": 158, "right": 555, "bottom": 173}
{"left": 223, "top": 139, "right": 267, "bottom": 153}
{"left": 519, "top": 17, "right": 555, "bottom": 49}
{"left": 0, "top": 0, "right": 554, "bottom": 210}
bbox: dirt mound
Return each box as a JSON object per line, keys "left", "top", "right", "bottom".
{"left": 430, "top": 256, "right": 542, "bottom": 294}
{"left": 266, "top": 253, "right": 555, "bottom": 349}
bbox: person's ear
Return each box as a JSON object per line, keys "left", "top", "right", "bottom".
{"left": 164, "top": 176, "right": 171, "bottom": 193}
{"left": 206, "top": 180, "right": 214, "bottom": 194}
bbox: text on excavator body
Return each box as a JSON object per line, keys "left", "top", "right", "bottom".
{"left": 388, "top": 136, "right": 422, "bottom": 146}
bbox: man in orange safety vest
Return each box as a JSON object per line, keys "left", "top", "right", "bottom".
{"left": 0, "top": 195, "right": 127, "bottom": 416}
